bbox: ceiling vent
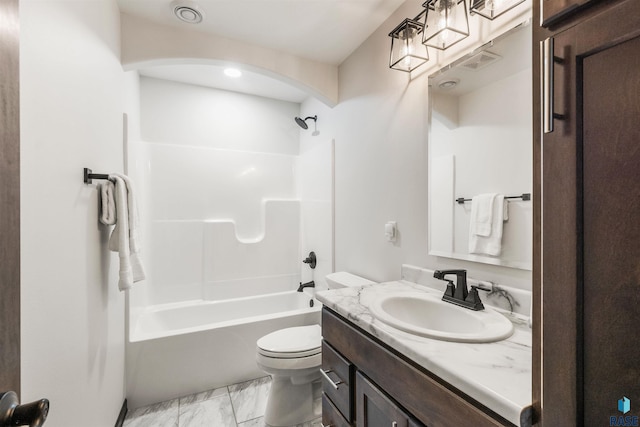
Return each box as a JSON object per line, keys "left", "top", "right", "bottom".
{"left": 458, "top": 51, "right": 501, "bottom": 71}
{"left": 171, "top": 1, "right": 204, "bottom": 24}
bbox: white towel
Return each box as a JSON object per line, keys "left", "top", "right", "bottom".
{"left": 101, "top": 173, "right": 146, "bottom": 291}
{"left": 98, "top": 182, "right": 116, "bottom": 226}
{"left": 469, "top": 193, "right": 506, "bottom": 256}
{"left": 470, "top": 193, "right": 496, "bottom": 237}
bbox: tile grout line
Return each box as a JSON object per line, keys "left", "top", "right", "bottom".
{"left": 226, "top": 385, "right": 241, "bottom": 427}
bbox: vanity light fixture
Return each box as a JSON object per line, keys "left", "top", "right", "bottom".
{"left": 388, "top": 13, "right": 430, "bottom": 72}
{"left": 388, "top": 0, "right": 524, "bottom": 71}
{"left": 470, "top": 0, "right": 526, "bottom": 20}
{"left": 422, "top": 0, "right": 470, "bottom": 50}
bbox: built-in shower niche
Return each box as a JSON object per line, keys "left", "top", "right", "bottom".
{"left": 147, "top": 199, "right": 300, "bottom": 305}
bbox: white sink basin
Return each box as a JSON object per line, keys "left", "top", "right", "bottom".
{"left": 370, "top": 292, "right": 514, "bottom": 343}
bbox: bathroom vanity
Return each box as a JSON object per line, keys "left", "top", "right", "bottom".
{"left": 317, "top": 281, "right": 532, "bottom": 427}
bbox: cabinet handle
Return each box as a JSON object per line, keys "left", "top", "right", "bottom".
{"left": 319, "top": 369, "right": 343, "bottom": 390}
{"left": 541, "top": 37, "right": 566, "bottom": 134}
{"left": 541, "top": 37, "right": 555, "bottom": 134}
{"left": 392, "top": 422, "right": 398, "bottom": 427}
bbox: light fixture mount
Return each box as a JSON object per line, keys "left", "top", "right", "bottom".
{"left": 470, "top": 0, "right": 526, "bottom": 20}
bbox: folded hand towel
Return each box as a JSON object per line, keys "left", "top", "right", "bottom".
{"left": 98, "top": 181, "right": 116, "bottom": 226}
{"left": 106, "top": 173, "right": 146, "bottom": 291}
{"left": 469, "top": 194, "right": 505, "bottom": 256}
{"left": 470, "top": 193, "right": 496, "bottom": 237}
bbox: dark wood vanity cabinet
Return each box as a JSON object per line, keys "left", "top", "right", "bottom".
{"left": 321, "top": 308, "right": 516, "bottom": 427}
{"left": 539, "top": 0, "right": 599, "bottom": 27}
{"left": 356, "top": 372, "right": 423, "bottom": 427}
{"left": 533, "top": 0, "right": 640, "bottom": 425}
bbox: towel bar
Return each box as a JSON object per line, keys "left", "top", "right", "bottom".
{"left": 455, "top": 193, "right": 531, "bottom": 204}
{"left": 83, "top": 168, "right": 111, "bottom": 184}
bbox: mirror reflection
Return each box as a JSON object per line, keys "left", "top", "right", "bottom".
{"left": 428, "top": 22, "right": 532, "bottom": 270}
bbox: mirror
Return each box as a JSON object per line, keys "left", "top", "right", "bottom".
{"left": 428, "top": 22, "right": 532, "bottom": 270}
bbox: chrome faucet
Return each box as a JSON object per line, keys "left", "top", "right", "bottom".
{"left": 433, "top": 269, "right": 486, "bottom": 311}
{"left": 297, "top": 280, "right": 315, "bottom": 292}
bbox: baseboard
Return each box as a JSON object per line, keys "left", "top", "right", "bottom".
{"left": 115, "top": 399, "right": 127, "bottom": 427}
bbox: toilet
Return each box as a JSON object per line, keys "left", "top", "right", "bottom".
{"left": 256, "top": 272, "right": 374, "bottom": 427}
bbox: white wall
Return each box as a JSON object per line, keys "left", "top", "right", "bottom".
{"left": 20, "top": 1, "right": 125, "bottom": 426}
{"left": 332, "top": 0, "right": 533, "bottom": 290}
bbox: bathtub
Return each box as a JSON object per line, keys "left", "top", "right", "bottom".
{"left": 125, "top": 291, "right": 321, "bottom": 409}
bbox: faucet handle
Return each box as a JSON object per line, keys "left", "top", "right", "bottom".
{"left": 443, "top": 280, "right": 456, "bottom": 298}
{"left": 302, "top": 251, "right": 316, "bottom": 269}
{"left": 466, "top": 285, "right": 488, "bottom": 310}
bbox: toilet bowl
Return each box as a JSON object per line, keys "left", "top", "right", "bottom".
{"left": 256, "top": 325, "right": 322, "bottom": 427}
{"left": 256, "top": 272, "right": 375, "bottom": 426}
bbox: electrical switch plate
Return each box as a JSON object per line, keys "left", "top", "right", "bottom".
{"left": 385, "top": 221, "right": 397, "bottom": 242}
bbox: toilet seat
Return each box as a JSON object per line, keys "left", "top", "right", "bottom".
{"left": 257, "top": 325, "right": 321, "bottom": 359}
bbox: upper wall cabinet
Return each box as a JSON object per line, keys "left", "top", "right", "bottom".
{"left": 428, "top": 22, "right": 532, "bottom": 270}
{"left": 541, "top": 0, "right": 600, "bottom": 27}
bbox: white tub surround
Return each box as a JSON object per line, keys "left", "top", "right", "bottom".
{"left": 316, "top": 280, "right": 531, "bottom": 426}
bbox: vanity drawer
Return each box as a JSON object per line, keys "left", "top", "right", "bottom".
{"left": 322, "top": 393, "right": 352, "bottom": 427}
{"left": 321, "top": 340, "right": 354, "bottom": 422}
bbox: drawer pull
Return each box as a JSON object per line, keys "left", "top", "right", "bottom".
{"left": 392, "top": 422, "right": 398, "bottom": 427}
{"left": 319, "top": 369, "right": 343, "bottom": 390}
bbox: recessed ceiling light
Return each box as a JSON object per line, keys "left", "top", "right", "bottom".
{"left": 439, "top": 79, "right": 460, "bottom": 89}
{"left": 224, "top": 68, "right": 242, "bottom": 78}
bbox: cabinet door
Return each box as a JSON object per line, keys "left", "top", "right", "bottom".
{"left": 539, "top": 0, "right": 640, "bottom": 425}
{"left": 356, "top": 372, "right": 422, "bottom": 427}
{"left": 540, "top": 0, "right": 597, "bottom": 26}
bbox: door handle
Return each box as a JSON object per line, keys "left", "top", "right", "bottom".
{"left": 0, "top": 391, "right": 49, "bottom": 427}
{"left": 541, "top": 37, "right": 566, "bottom": 134}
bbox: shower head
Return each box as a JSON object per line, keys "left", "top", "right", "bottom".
{"left": 294, "top": 115, "right": 317, "bottom": 130}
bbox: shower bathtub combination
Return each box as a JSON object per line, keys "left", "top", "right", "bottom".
{"left": 126, "top": 284, "right": 321, "bottom": 408}
{"left": 124, "top": 76, "right": 333, "bottom": 409}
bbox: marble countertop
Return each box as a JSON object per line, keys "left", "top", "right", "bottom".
{"left": 316, "top": 280, "right": 532, "bottom": 426}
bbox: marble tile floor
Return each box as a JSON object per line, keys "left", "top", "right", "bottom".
{"left": 123, "top": 376, "right": 322, "bottom": 427}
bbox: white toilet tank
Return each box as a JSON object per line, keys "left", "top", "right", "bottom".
{"left": 325, "top": 272, "right": 375, "bottom": 289}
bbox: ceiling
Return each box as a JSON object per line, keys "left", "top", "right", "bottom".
{"left": 117, "top": 0, "right": 406, "bottom": 66}
{"left": 118, "top": 0, "right": 406, "bottom": 103}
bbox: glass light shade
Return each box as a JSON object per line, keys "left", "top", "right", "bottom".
{"left": 470, "top": 0, "right": 526, "bottom": 20}
{"left": 389, "top": 18, "right": 429, "bottom": 72}
{"left": 422, "top": 0, "right": 470, "bottom": 50}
